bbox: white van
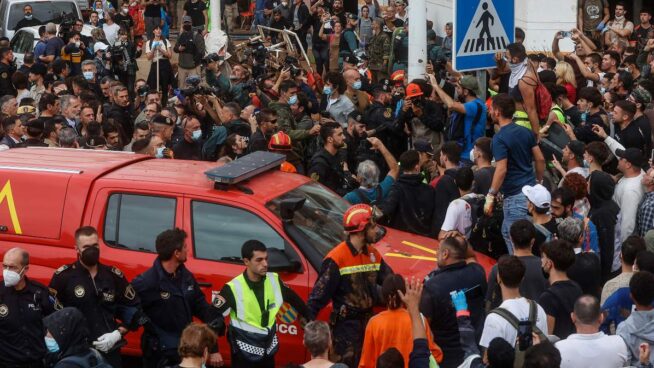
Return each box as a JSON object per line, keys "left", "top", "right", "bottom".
{"left": 0, "top": 0, "right": 85, "bottom": 39}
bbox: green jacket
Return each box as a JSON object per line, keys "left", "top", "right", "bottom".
{"left": 367, "top": 32, "right": 391, "bottom": 71}
{"left": 269, "top": 101, "right": 310, "bottom": 165}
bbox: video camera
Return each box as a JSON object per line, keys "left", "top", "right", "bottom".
{"left": 180, "top": 75, "right": 221, "bottom": 97}
{"left": 283, "top": 56, "right": 301, "bottom": 78}
{"left": 56, "top": 12, "right": 79, "bottom": 41}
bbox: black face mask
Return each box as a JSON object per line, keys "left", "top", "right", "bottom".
{"left": 541, "top": 266, "right": 550, "bottom": 280}
{"left": 183, "top": 24, "right": 192, "bottom": 31}
{"left": 80, "top": 247, "right": 100, "bottom": 266}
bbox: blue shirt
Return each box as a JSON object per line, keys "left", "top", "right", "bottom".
{"left": 451, "top": 98, "right": 486, "bottom": 154}
{"left": 344, "top": 176, "right": 394, "bottom": 204}
{"left": 492, "top": 123, "right": 537, "bottom": 196}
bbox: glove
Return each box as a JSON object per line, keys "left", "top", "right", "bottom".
{"left": 483, "top": 194, "right": 495, "bottom": 216}
{"left": 596, "top": 21, "right": 605, "bottom": 31}
{"left": 449, "top": 290, "right": 468, "bottom": 312}
{"left": 92, "top": 330, "right": 122, "bottom": 353}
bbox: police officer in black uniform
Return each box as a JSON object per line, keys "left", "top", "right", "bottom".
{"left": 0, "top": 247, "right": 61, "bottom": 368}
{"left": 364, "top": 79, "right": 407, "bottom": 159}
{"left": 132, "top": 228, "right": 225, "bottom": 368}
{"left": 0, "top": 47, "right": 17, "bottom": 97}
{"left": 49, "top": 226, "right": 147, "bottom": 368}
{"left": 308, "top": 121, "right": 354, "bottom": 196}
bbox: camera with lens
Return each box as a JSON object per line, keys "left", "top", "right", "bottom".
{"left": 180, "top": 75, "right": 221, "bottom": 96}
{"left": 284, "top": 56, "right": 301, "bottom": 78}
{"left": 137, "top": 85, "right": 149, "bottom": 97}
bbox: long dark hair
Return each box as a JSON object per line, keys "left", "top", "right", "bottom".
{"left": 381, "top": 274, "right": 406, "bottom": 310}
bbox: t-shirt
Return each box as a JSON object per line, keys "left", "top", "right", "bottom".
{"left": 344, "top": 176, "right": 395, "bottom": 205}
{"left": 103, "top": 23, "right": 121, "bottom": 45}
{"left": 615, "top": 119, "right": 650, "bottom": 152}
{"left": 538, "top": 280, "right": 583, "bottom": 339}
{"left": 44, "top": 37, "right": 65, "bottom": 58}
{"left": 568, "top": 251, "right": 602, "bottom": 298}
{"left": 533, "top": 218, "right": 558, "bottom": 257}
{"left": 564, "top": 105, "right": 582, "bottom": 127}
{"left": 579, "top": 0, "right": 608, "bottom": 32}
{"left": 441, "top": 193, "right": 476, "bottom": 238}
{"left": 555, "top": 332, "right": 629, "bottom": 368}
{"left": 473, "top": 166, "right": 494, "bottom": 195}
{"left": 492, "top": 123, "right": 537, "bottom": 196}
{"left": 631, "top": 24, "right": 654, "bottom": 51}
{"left": 184, "top": 0, "right": 207, "bottom": 26}
{"left": 486, "top": 255, "right": 549, "bottom": 311}
{"left": 480, "top": 297, "right": 548, "bottom": 348}
{"left": 450, "top": 99, "right": 486, "bottom": 154}
{"left": 144, "top": 2, "right": 161, "bottom": 17}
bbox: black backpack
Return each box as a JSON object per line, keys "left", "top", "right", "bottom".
{"left": 55, "top": 349, "right": 112, "bottom": 368}
{"left": 464, "top": 195, "right": 507, "bottom": 260}
{"left": 447, "top": 101, "right": 483, "bottom": 148}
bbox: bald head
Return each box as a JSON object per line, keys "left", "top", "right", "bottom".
{"left": 573, "top": 295, "right": 601, "bottom": 325}
{"left": 344, "top": 69, "right": 362, "bottom": 87}
{"left": 3, "top": 247, "right": 29, "bottom": 268}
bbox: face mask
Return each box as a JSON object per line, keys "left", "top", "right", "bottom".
{"left": 229, "top": 75, "right": 239, "bottom": 81}
{"left": 3, "top": 268, "right": 23, "bottom": 287}
{"left": 75, "top": 41, "right": 81, "bottom": 48}
{"left": 97, "top": 9, "right": 103, "bottom": 14}
{"left": 80, "top": 246, "right": 100, "bottom": 266}
{"left": 45, "top": 337, "right": 60, "bottom": 353}
{"left": 323, "top": 86, "right": 333, "bottom": 96}
{"left": 600, "top": 87, "right": 606, "bottom": 94}
{"left": 583, "top": 159, "right": 590, "bottom": 168}
{"left": 288, "top": 94, "right": 298, "bottom": 105}
{"left": 183, "top": 24, "right": 192, "bottom": 31}
{"left": 352, "top": 80, "right": 362, "bottom": 90}
{"left": 358, "top": 68, "right": 366, "bottom": 74}
{"left": 25, "top": 14, "right": 33, "bottom": 20}
{"left": 581, "top": 112, "right": 588, "bottom": 122}
{"left": 155, "top": 146, "right": 165, "bottom": 158}
{"left": 192, "top": 129, "right": 202, "bottom": 141}
{"left": 122, "top": 7, "right": 128, "bottom": 14}
{"left": 536, "top": 66, "right": 544, "bottom": 73}
{"left": 83, "top": 71, "right": 94, "bottom": 80}
{"left": 469, "top": 149, "right": 475, "bottom": 163}
{"left": 281, "top": 1, "right": 288, "bottom": 6}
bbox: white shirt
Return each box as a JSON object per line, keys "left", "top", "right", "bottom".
{"left": 145, "top": 39, "right": 171, "bottom": 62}
{"left": 555, "top": 332, "right": 629, "bottom": 368}
{"left": 479, "top": 297, "right": 548, "bottom": 348}
{"left": 103, "top": 23, "right": 121, "bottom": 46}
{"left": 441, "top": 193, "right": 476, "bottom": 238}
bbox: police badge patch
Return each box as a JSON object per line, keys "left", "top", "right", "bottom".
{"left": 74, "top": 285, "right": 85, "bottom": 298}
{"left": 384, "top": 108, "right": 392, "bottom": 118}
{"left": 211, "top": 291, "right": 225, "bottom": 308}
{"left": 160, "top": 291, "right": 170, "bottom": 300}
{"left": 124, "top": 285, "right": 136, "bottom": 300}
{"left": 0, "top": 304, "right": 8, "bottom": 317}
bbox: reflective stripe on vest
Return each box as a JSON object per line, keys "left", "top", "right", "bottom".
{"left": 513, "top": 111, "right": 531, "bottom": 130}
{"left": 339, "top": 263, "right": 381, "bottom": 275}
{"left": 227, "top": 272, "right": 283, "bottom": 334}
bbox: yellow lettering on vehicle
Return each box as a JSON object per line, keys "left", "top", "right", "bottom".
{"left": 0, "top": 180, "right": 22, "bottom": 234}
{"left": 384, "top": 252, "right": 438, "bottom": 262}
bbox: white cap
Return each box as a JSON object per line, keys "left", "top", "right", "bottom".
{"left": 522, "top": 184, "right": 551, "bottom": 209}
{"left": 94, "top": 42, "right": 109, "bottom": 54}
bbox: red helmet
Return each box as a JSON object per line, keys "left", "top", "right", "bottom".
{"left": 405, "top": 83, "right": 424, "bottom": 98}
{"left": 390, "top": 70, "right": 405, "bottom": 83}
{"left": 343, "top": 204, "right": 374, "bottom": 233}
{"left": 268, "top": 131, "right": 292, "bottom": 151}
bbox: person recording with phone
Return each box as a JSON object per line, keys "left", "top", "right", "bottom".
{"left": 145, "top": 25, "right": 172, "bottom": 104}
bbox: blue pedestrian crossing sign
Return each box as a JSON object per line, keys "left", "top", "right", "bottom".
{"left": 453, "top": 0, "right": 514, "bottom": 72}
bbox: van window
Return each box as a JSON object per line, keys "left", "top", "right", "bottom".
{"left": 8, "top": 3, "right": 77, "bottom": 30}
{"left": 192, "top": 201, "right": 284, "bottom": 262}
{"left": 10, "top": 30, "right": 34, "bottom": 54}
{"left": 104, "top": 194, "right": 176, "bottom": 253}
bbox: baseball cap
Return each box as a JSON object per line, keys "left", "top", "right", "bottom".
{"left": 182, "top": 15, "right": 192, "bottom": 23}
{"left": 346, "top": 13, "right": 358, "bottom": 20}
{"left": 29, "top": 63, "right": 47, "bottom": 77}
{"left": 372, "top": 79, "right": 392, "bottom": 93}
{"left": 459, "top": 75, "right": 479, "bottom": 95}
{"left": 343, "top": 54, "right": 358, "bottom": 65}
{"left": 566, "top": 140, "right": 585, "bottom": 159}
{"left": 616, "top": 148, "right": 645, "bottom": 168}
{"left": 94, "top": 42, "right": 109, "bottom": 54}
{"left": 151, "top": 114, "right": 174, "bottom": 126}
{"left": 414, "top": 140, "right": 434, "bottom": 156}
{"left": 631, "top": 87, "right": 652, "bottom": 105}
{"left": 347, "top": 110, "right": 364, "bottom": 124}
{"left": 522, "top": 184, "right": 551, "bottom": 209}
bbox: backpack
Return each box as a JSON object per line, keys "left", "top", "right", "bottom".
{"left": 446, "top": 101, "right": 483, "bottom": 148}
{"left": 464, "top": 195, "right": 507, "bottom": 260}
{"left": 531, "top": 66, "right": 553, "bottom": 122}
{"left": 55, "top": 349, "right": 112, "bottom": 368}
{"left": 489, "top": 300, "right": 548, "bottom": 368}
{"left": 353, "top": 186, "right": 383, "bottom": 205}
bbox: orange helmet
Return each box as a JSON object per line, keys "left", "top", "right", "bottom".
{"left": 390, "top": 70, "right": 405, "bottom": 83}
{"left": 405, "top": 83, "right": 424, "bottom": 98}
{"left": 268, "top": 131, "right": 292, "bottom": 151}
{"left": 343, "top": 204, "right": 374, "bottom": 233}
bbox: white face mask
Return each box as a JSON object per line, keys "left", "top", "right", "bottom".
{"left": 3, "top": 268, "right": 23, "bottom": 287}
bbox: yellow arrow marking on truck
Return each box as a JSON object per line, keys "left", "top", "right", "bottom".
{"left": 0, "top": 180, "right": 22, "bottom": 234}
{"left": 384, "top": 252, "right": 438, "bottom": 262}
{"left": 401, "top": 240, "right": 437, "bottom": 255}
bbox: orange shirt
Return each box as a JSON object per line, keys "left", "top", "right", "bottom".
{"left": 359, "top": 308, "right": 443, "bottom": 368}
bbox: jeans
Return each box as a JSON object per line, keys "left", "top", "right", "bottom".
{"left": 501, "top": 192, "right": 528, "bottom": 255}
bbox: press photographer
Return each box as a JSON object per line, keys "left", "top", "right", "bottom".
{"left": 175, "top": 16, "right": 206, "bottom": 88}
{"left": 110, "top": 30, "right": 140, "bottom": 97}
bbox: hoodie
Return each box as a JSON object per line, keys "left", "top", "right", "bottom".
{"left": 43, "top": 307, "right": 91, "bottom": 367}
{"left": 617, "top": 308, "right": 654, "bottom": 365}
{"left": 588, "top": 171, "right": 620, "bottom": 281}
{"left": 379, "top": 173, "right": 436, "bottom": 237}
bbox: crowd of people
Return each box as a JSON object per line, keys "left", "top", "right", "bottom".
{"left": 3, "top": 0, "right": 654, "bottom": 367}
